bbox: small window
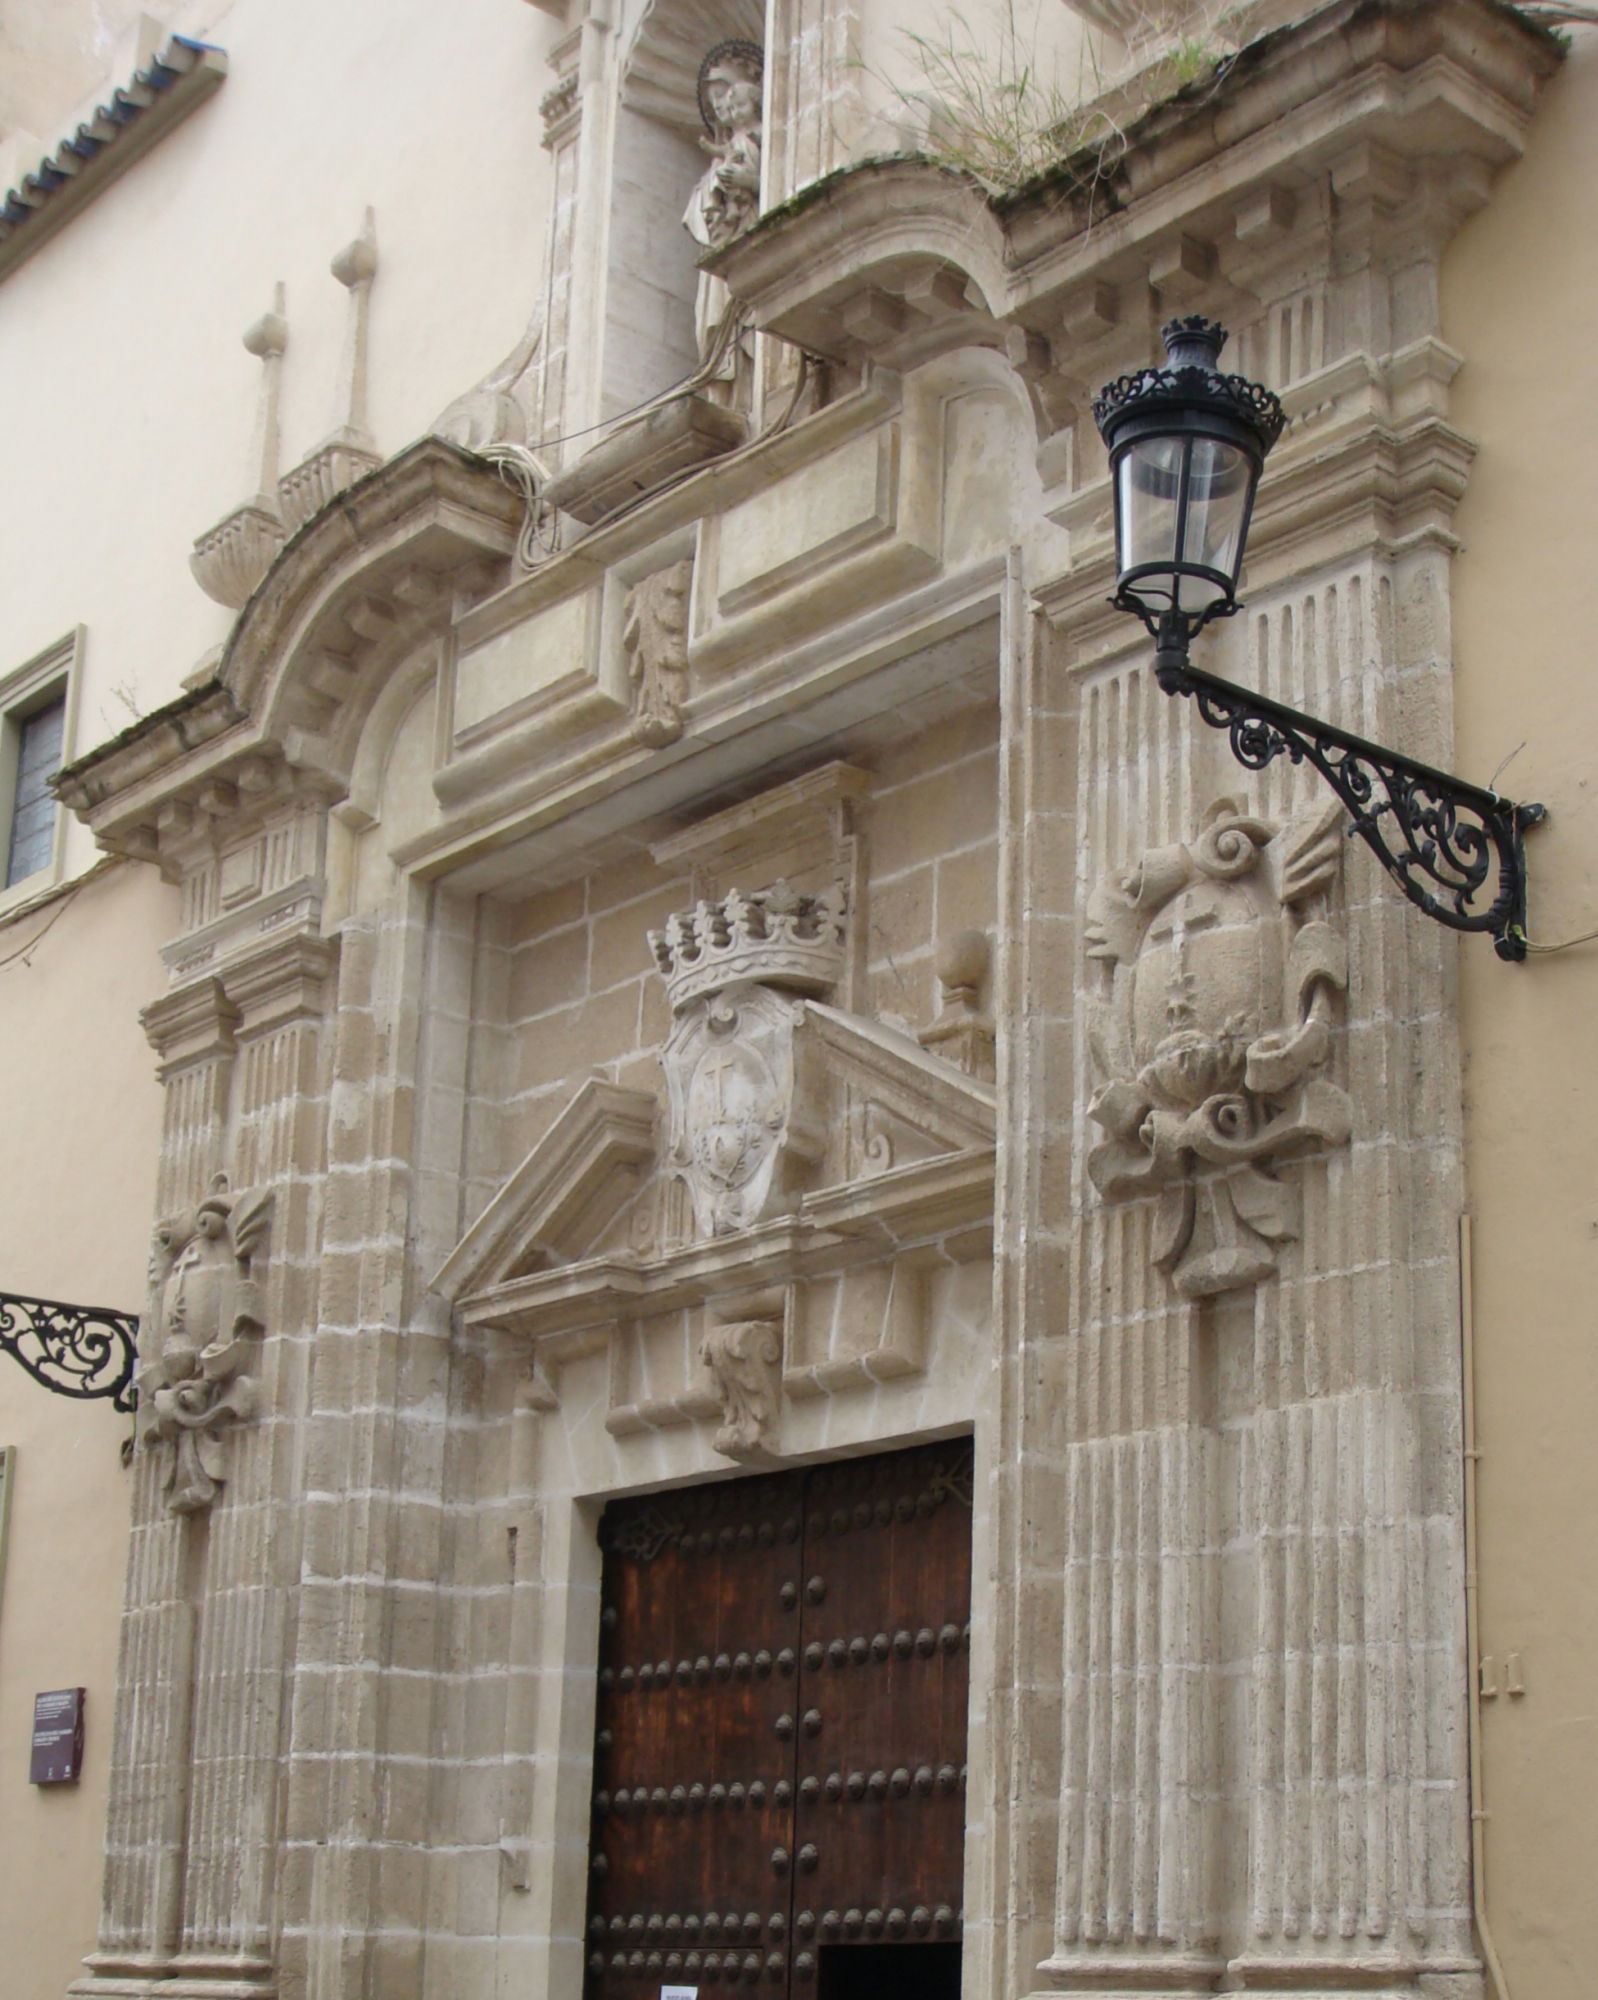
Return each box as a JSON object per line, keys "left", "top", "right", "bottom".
{"left": 7, "top": 696, "right": 66, "bottom": 886}
{"left": 0, "top": 630, "right": 80, "bottom": 903}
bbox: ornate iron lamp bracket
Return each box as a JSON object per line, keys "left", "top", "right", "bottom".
{"left": 1153, "top": 629, "right": 1545, "bottom": 962}
{"left": 0, "top": 1291, "right": 139, "bottom": 1412}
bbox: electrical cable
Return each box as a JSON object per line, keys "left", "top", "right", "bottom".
{"left": 0, "top": 857, "right": 118, "bottom": 970}
{"left": 479, "top": 306, "right": 814, "bottom": 571}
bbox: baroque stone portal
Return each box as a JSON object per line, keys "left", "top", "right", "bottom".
{"left": 1085, "top": 796, "right": 1351, "bottom": 1298}
{"left": 141, "top": 1173, "right": 272, "bottom": 1513}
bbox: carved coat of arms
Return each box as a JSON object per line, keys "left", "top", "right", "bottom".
{"left": 141, "top": 1173, "right": 272, "bottom": 1513}
{"left": 1085, "top": 797, "right": 1352, "bottom": 1298}
{"left": 662, "top": 982, "right": 821, "bottom": 1237}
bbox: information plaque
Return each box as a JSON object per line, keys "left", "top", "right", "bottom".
{"left": 30, "top": 1686, "right": 84, "bottom": 1785}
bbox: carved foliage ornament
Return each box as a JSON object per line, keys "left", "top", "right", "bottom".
{"left": 699, "top": 1293, "right": 784, "bottom": 1462}
{"left": 623, "top": 558, "right": 692, "bottom": 747}
{"left": 1085, "top": 797, "right": 1351, "bottom": 1298}
{"left": 140, "top": 1174, "right": 272, "bottom": 1514}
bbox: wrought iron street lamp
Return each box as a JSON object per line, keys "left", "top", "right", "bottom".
{"left": 1094, "top": 316, "right": 1544, "bottom": 962}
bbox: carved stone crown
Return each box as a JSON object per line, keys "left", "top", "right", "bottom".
{"left": 650, "top": 879, "right": 846, "bottom": 1011}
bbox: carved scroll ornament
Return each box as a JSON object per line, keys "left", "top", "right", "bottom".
{"left": 140, "top": 1174, "right": 272, "bottom": 1514}
{"left": 699, "top": 1293, "right": 784, "bottom": 1461}
{"left": 1085, "top": 797, "right": 1351, "bottom": 1298}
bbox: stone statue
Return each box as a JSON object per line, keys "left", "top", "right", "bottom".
{"left": 141, "top": 1173, "right": 272, "bottom": 1514}
{"left": 683, "top": 39, "right": 763, "bottom": 396}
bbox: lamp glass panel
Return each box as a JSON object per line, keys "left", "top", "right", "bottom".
{"left": 1117, "top": 437, "right": 1184, "bottom": 604}
{"left": 1176, "top": 437, "right": 1251, "bottom": 611}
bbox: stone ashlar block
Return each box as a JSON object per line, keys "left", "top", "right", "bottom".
{"left": 868, "top": 748, "right": 1000, "bottom": 883}
{"left": 513, "top": 985, "right": 639, "bottom": 1097}
{"left": 508, "top": 921, "right": 590, "bottom": 1022}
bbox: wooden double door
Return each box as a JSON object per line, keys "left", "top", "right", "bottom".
{"left": 585, "top": 1440, "right": 973, "bottom": 2000}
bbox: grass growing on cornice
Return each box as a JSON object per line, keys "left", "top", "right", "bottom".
{"left": 854, "top": 0, "right": 1242, "bottom": 202}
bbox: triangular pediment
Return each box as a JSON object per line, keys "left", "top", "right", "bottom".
{"left": 438, "top": 985, "right": 997, "bottom": 1353}
{"left": 800, "top": 999, "right": 996, "bottom": 1154}
{"left": 431, "top": 1077, "right": 657, "bottom": 1303}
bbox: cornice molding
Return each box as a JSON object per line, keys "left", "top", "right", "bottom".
{"left": 54, "top": 438, "right": 521, "bottom": 862}
{"left": 708, "top": 0, "right": 1562, "bottom": 402}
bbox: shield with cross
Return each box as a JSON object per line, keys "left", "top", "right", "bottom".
{"left": 662, "top": 980, "right": 815, "bottom": 1237}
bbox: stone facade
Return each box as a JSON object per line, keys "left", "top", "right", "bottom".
{"left": 2, "top": 0, "right": 1591, "bottom": 1996}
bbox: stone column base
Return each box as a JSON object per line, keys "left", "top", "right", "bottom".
{"left": 69, "top": 1952, "right": 275, "bottom": 2000}
{"left": 1026, "top": 1954, "right": 1483, "bottom": 2000}
{"left": 1029, "top": 1952, "right": 1228, "bottom": 1996}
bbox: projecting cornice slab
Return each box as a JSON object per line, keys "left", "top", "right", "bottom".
{"left": 53, "top": 438, "right": 522, "bottom": 865}
{"left": 707, "top": 0, "right": 1562, "bottom": 407}
{"left": 0, "top": 37, "right": 227, "bottom": 284}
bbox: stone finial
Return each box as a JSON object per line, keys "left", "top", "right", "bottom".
{"left": 650, "top": 880, "right": 847, "bottom": 1013}
{"left": 278, "top": 209, "right": 382, "bottom": 530}
{"left": 919, "top": 928, "right": 996, "bottom": 1082}
{"left": 189, "top": 285, "right": 289, "bottom": 608}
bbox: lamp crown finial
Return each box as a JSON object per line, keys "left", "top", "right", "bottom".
{"left": 1161, "top": 315, "right": 1228, "bottom": 371}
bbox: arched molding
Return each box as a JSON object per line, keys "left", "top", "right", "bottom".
{"left": 706, "top": 157, "right": 1018, "bottom": 382}
{"left": 220, "top": 437, "right": 521, "bottom": 770}
{"left": 54, "top": 439, "right": 520, "bottom": 866}
{"left": 620, "top": 0, "right": 765, "bottom": 134}
{"left": 335, "top": 637, "right": 446, "bottom": 838}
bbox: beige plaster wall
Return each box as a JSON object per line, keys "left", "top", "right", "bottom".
{"left": 1444, "top": 28, "right": 1598, "bottom": 2000}
{"left": 0, "top": 861, "right": 175, "bottom": 2000}
{"left": 0, "top": 0, "right": 559, "bottom": 884}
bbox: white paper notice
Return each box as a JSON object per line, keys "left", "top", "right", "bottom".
{"left": 661, "top": 1988, "right": 699, "bottom": 2000}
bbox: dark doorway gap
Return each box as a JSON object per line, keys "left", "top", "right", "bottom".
{"left": 818, "top": 1940, "right": 961, "bottom": 2000}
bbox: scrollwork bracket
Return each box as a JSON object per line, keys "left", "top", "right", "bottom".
{"left": 0, "top": 1292, "right": 138, "bottom": 1412}
{"left": 1160, "top": 653, "right": 1544, "bottom": 963}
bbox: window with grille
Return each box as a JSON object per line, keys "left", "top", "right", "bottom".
{"left": 6, "top": 694, "right": 65, "bottom": 886}
{"left": 0, "top": 631, "right": 79, "bottom": 901}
